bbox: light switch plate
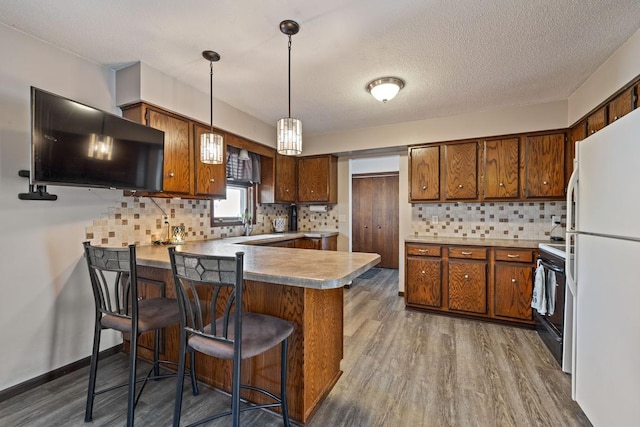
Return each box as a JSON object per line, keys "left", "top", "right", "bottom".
{"left": 431, "top": 215, "right": 439, "bottom": 224}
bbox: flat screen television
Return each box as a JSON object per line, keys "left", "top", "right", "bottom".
{"left": 30, "top": 87, "right": 164, "bottom": 191}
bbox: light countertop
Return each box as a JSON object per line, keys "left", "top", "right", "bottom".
{"left": 136, "top": 232, "right": 377, "bottom": 290}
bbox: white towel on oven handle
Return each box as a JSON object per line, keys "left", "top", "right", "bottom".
{"left": 531, "top": 260, "right": 547, "bottom": 315}
{"left": 546, "top": 269, "right": 557, "bottom": 315}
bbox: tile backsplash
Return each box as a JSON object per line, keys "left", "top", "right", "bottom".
{"left": 86, "top": 196, "right": 563, "bottom": 247}
{"left": 412, "top": 201, "right": 566, "bottom": 240}
{"left": 85, "top": 197, "right": 303, "bottom": 247}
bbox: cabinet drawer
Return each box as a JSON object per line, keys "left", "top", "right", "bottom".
{"left": 448, "top": 247, "right": 486, "bottom": 260}
{"left": 406, "top": 244, "right": 442, "bottom": 257}
{"left": 494, "top": 248, "right": 535, "bottom": 263}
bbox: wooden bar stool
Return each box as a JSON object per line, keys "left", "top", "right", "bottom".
{"left": 83, "top": 242, "right": 197, "bottom": 426}
{"left": 169, "top": 248, "right": 293, "bottom": 427}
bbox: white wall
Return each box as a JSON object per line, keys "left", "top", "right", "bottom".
{"left": 303, "top": 100, "right": 568, "bottom": 155}
{"left": 568, "top": 27, "right": 640, "bottom": 125}
{"left": 116, "top": 62, "right": 276, "bottom": 147}
{"left": 0, "top": 23, "right": 123, "bottom": 391}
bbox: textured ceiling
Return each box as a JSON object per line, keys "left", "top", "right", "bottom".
{"left": 1, "top": 1, "right": 639, "bottom": 135}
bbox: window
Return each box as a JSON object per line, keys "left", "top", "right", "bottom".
{"left": 211, "top": 184, "right": 254, "bottom": 227}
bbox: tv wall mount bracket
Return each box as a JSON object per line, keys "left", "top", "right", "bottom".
{"left": 18, "top": 170, "right": 57, "bottom": 201}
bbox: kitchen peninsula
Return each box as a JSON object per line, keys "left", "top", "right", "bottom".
{"left": 134, "top": 234, "right": 380, "bottom": 424}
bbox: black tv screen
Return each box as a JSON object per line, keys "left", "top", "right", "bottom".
{"left": 31, "top": 87, "right": 164, "bottom": 191}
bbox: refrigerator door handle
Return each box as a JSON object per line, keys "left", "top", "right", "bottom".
{"left": 566, "top": 163, "right": 578, "bottom": 235}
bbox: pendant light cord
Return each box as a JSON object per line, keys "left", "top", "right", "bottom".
{"left": 288, "top": 35, "right": 292, "bottom": 119}
{"left": 209, "top": 60, "right": 214, "bottom": 132}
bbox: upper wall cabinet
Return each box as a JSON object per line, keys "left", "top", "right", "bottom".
{"left": 443, "top": 142, "right": 478, "bottom": 200}
{"left": 123, "top": 103, "right": 193, "bottom": 196}
{"left": 482, "top": 137, "right": 519, "bottom": 199}
{"left": 259, "top": 153, "right": 296, "bottom": 204}
{"left": 523, "top": 132, "right": 566, "bottom": 199}
{"left": 586, "top": 106, "right": 607, "bottom": 136}
{"left": 409, "top": 146, "right": 440, "bottom": 202}
{"left": 608, "top": 86, "right": 635, "bottom": 124}
{"left": 297, "top": 154, "right": 338, "bottom": 204}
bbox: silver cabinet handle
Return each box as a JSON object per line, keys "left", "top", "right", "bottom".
{"left": 507, "top": 254, "right": 520, "bottom": 258}
{"left": 422, "top": 185, "right": 427, "bottom": 190}
{"left": 168, "top": 172, "right": 175, "bottom": 177}
{"left": 210, "top": 178, "right": 215, "bottom": 182}
{"left": 461, "top": 251, "right": 472, "bottom": 256}
{"left": 458, "top": 184, "right": 463, "bottom": 188}
{"left": 614, "top": 116, "right": 619, "bottom": 121}
{"left": 421, "top": 270, "right": 426, "bottom": 274}
{"left": 543, "top": 181, "right": 548, "bottom": 185}
{"left": 418, "top": 249, "right": 429, "bottom": 253}
{"left": 464, "top": 274, "right": 469, "bottom": 279}
{"left": 499, "top": 182, "right": 504, "bottom": 187}
{"left": 511, "top": 278, "right": 517, "bottom": 283}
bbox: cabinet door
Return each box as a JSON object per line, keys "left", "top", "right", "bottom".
{"left": 524, "top": 133, "right": 565, "bottom": 198}
{"left": 448, "top": 260, "right": 487, "bottom": 314}
{"left": 406, "top": 257, "right": 442, "bottom": 308}
{"left": 146, "top": 108, "right": 192, "bottom": 194}
{"left": 297, "top": 156, "right": 326, "bottom": 202}
{"left": 444, "top": 142, "right": 477, "bottom": 200}
{"left": 294, "top": 238, "right": 320, "bottom": 250}
{"left": 409, "top": 146, "right": 440, "bottom": 201}
{"left": 608, "top": 87, "right": 634, "bottom": 124}
{"left": 494, "top": 263, "right": 533, "bottom": 320}
{"left": 275, "top": 154, "right": 296, "bottom": 203}
{"left": 193, "top": 124, "right": 226, "bottom": 197}
{"left": 483, "top": 138, "right": 519, "bottom": 199}
{"left": 268, "top": 239, "right": 296, "bottom": 248}
{"left": 297, "top": 155, "right": 337, "bottom": 203}
{"left": 586, "top": 106, "right": 606, "bottom": 135}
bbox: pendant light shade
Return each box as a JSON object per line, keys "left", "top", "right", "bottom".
{"left": 201, "top": 50, "right": 224, "bottom": 164}
{"left": 277, "top": 20, "right": 302, "bottom": 156}
{"left": 277, "top": 117, "right": 302, "bottom": 156}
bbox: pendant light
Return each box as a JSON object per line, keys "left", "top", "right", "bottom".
{"left": 200, "top": 50, "right": 224, "bottom": 164}
{"left": 276, "top": 20, "right": 302, "bottom": 156}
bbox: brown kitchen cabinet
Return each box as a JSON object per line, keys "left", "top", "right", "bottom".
{"left": 608, "top": 87, "right": 635, "bottom": 124}
{"left": 193, "top": 123, "right": 226, "bottom": 197}
{"left": 586, "top": 106, "right": 607, "bottom": 135}
{"left": 297, "top": 154, "right": 338, "bottom": 204}
{"left": 443, "top": 142, "right": 478, "bottom": 200}
{"left": 405, "top": 242, "right": 536, "bottom": 326}
{"left": 275, "top": 154, "right": 297, "bottom": 203}
{"left": 493, "top": 248, "right": 535, "bottom": 321}
{"left": 482, "top": 137, "right": 519, "bottom": 199}
{"left": 405, "top": 244, "right": 443, "bottom": 309}
{"left": 294, "top": 235, "right": 337, "bottom": 251}
{"left": 409, "top": 146, "right": 440, "bottom": 202}
{"left": 123, "top": 104, "right": 193, "bottom": 195}
{"left": 447, "top": 247, "right": 487, "bottom": 314}
{"left": 523, "top": 132, "right": 566, "bottom": 199}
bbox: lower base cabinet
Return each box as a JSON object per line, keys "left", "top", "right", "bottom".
{"left": 448, "top": 260, "right": 487, "bottom": 314}
{"left": 406, "top": 257, "right": 442, "bottom": 308}
{"left": 405, "top": 242, "right": 536, "bottom": 326}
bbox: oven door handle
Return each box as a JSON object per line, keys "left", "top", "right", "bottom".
{"left": 537, "top": 258, "right": 564, "bottom": 274}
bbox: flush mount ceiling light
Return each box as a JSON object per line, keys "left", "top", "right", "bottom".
{"left": 200, "top": 50, "right": 224, "bottom": 164}
{"left": 366, "top": 77, "right": 405, "bottom": 103}
{"left": 276, "top": 19, "right": 302, "bottom": 156}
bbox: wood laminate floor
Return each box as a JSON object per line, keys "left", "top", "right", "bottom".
{"left": 0, "top": 268, "right": 591, "bottom": 427}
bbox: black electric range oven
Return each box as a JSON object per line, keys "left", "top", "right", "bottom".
{"left": 536, "top": 242, "right": 572, "bottom": 372}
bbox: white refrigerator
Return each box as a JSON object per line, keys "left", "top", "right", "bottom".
{"left": 566, "top": 107, "right": 640, "bottom": 426}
